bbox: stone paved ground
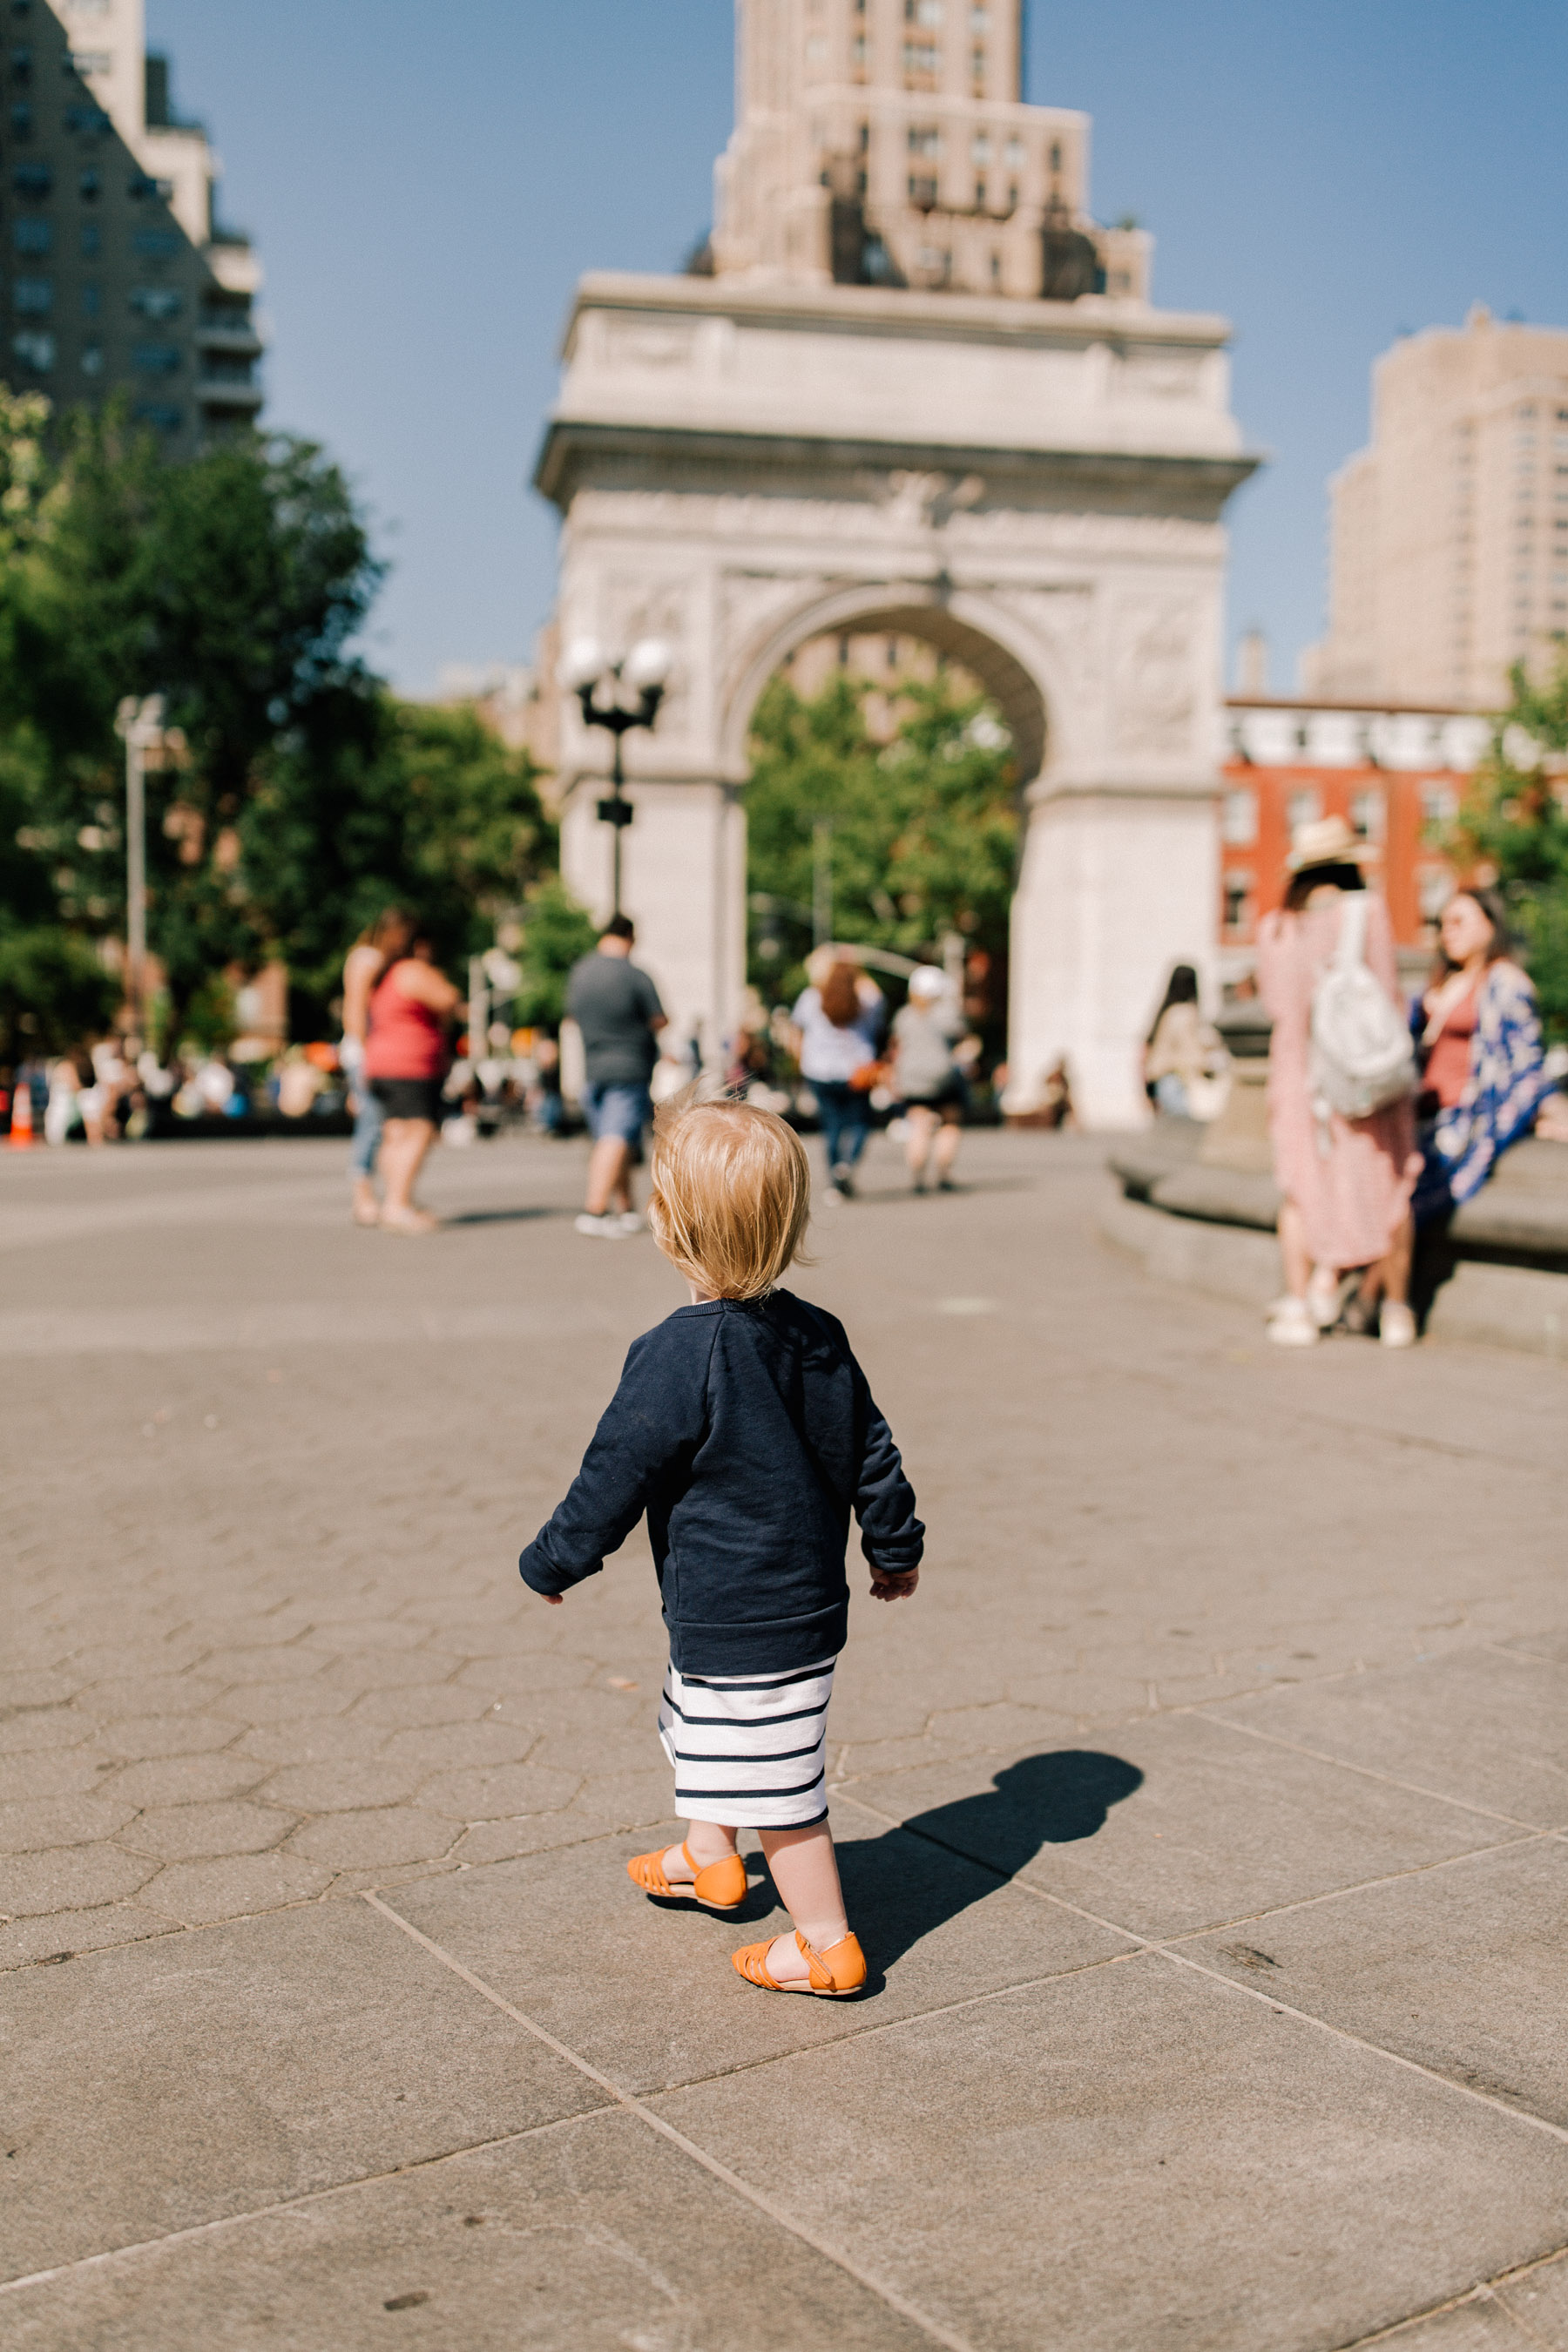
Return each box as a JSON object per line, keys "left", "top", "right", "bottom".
{"left": 2, "top": 1126, "right": 1566, "bottom": 2351}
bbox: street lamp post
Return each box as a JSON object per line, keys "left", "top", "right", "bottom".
{"left": 558, "top": 638, "right": 672, "bottom": 921}
{"left": 113, "top": 693, "right": 166, "bottom": 1042}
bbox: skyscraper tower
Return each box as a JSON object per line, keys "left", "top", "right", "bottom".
{"left": 712, "top": 0, "right": 1148, "bottom": 302}
{"left": 2, "top": 0, "right": 263, "bottom": 456}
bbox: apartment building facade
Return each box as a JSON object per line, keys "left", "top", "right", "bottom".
{"left": 1303, "top": 309, "right": 1568, "bottom": 711}
{"left": 711, "top": 0, "right": 1149, "bottom": 301}
{"left": 2, "top": 0, "right": 262, "bottom": 455}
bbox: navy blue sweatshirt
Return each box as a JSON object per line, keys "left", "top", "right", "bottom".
{"left": 518, "top": 1289, "right": 923, "bottom": 1675}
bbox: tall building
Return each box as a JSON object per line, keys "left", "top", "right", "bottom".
{"left": 1304, "top": 309, "right": 1568, "bottom": 709}
{"left": 711, "top": 0, "right": 1149, "bottom": 301}
{"left": 2, "top": 0, "right": 263, "bottom": 456}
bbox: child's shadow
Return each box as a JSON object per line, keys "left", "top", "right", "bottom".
{"left": 747, "top": 1751, "right": 1144, "bottom": 1980}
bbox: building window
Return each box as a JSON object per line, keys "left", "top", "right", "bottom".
{"left": 80, "top": 341, "right": 103, "bottom": 375}
{"left": 69, "top": 50, "right": 111, "bottom": 74}
{"left": 908, "top": 172, "right": 937, "bottom": 207}
{"left": 1421, "top": 781, "right": 1458, "bottom": 828}
{"left": 12, "top": 216, "right": 50, "bottom": 253}
{"left": 837, "top": 636, "right": 851, "bottom": 667}
{"left": 10, "top": 98, "right": 32, "bottom": 135}
{"left": 133, "top": 402, "right": 184, "bottom": 433}
{"left": 907, "top": 124, "right": 940, "bottom": 156}
{"left": 133, "top": 227, "right": 181, "bottom": 258}
{"left": 133, "top": 341, "right": 183, "bottom": 375}
{"left": 1222, "top": 873, "right": 1254, "bottom": 934}
{"left": 902, "top": 40, "right": 939, "bottom": 73}
{"left": 79, "top": 220, "right": 99, "bottom": 255}
{"left": 970, "top": 132, "right": 991, "bottom": 165}
{"left": 11, "top": 159, "right": 50, "bottom": 196}
{"left": 1287, "top": 787, "right": 1321, "bottom": 831}
{"left": 1350, "top": 787, "right": 1385, "bottom": 841}
{"left": 886, "top": 636, "right": 900, "bottom": 669}
{"left": 970, "top": 3, "right": 989, "bottom": 22}
{"left": 971, "top": 43, "right": 985, "bottom": 77}
{"left": 131, "top": 285, "right": 182, "bottom": 319}
{"left": 1221, "top": 787, "right": 1258, "bottom": 846}
{"left": 905, "top": 0, "right": 943, "bottom": 20}
{"left": 13, "top": 275, "right": 52, "bottom": 314}
{"left": 990, "top": 250, "right": 1001, "bottom": 285}
{"left": 10, "top": 328, "right": 55, "bottom": 370}
{"left": 9, "top": 42, "right": 30, "bottom": 79}
{"left": 80, "top": 280, "right": 100, "bottom": 316}
{"left": 1049, "top": 139, "right": 1062, "bottom": 172}
{"left": 974, "top": 177, "right": 986, "bottom": 206}
{"left": 1004, "top": 137, "right": 1024, "bottom": 166}
{"left": 79, "top": 166, "right": 100, "bottom": 199}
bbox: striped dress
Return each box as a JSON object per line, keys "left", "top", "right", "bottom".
{"left": 659, "top": 1658, "right": 835, "bottom": 1829}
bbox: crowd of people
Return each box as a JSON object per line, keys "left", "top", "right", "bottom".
{"left": 1206, "top": 814, "right": 1563, "bottom": 1351}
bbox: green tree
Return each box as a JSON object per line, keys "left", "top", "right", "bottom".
{"left": 250, "top": 696, "right": 554, "bottom": 1026}
{"left": 744, "top": 669, "right": 1018, "bottom": 1005}
{"left": 3, "top": 407, "right": 383, "bottom": 1042}
{"left": 1453, "top": 653, "right": 1568, "bottom": 1036}
{"left": 510, "top": 878, "right": 598, "bottom": 1027}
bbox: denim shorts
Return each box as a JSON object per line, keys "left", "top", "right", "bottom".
{"left": 583, "top": 1082, "right": 652, "bottom": 1146}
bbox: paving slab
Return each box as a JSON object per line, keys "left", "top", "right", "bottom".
{"left": 1362, "top": 2296, "right": 1556, "bottom": 2349}
{"left": 388, "top": 1814, "right": 1133, "bottom": 2097}
{"left": 654, "top": 1950, "right": 1568, "bottom": 2352}
{"left": 839, "top": 1720, "right": 1505, "bottom": 1939}
{"left": 1208, "top": 1649, "right": 1568, "bottom": 1828}
{"left": 0, "top": 2110, "right": 936, "bottom": 2351}
{"left": 1190, "top": 1836, "right": 1568, "bottom": 2127}
{"left": 1497, "top": 2251, "right": 1568, "bottom": 2349}
{"left": 0, "top": 1896, "right": 605, "bottom": 2281}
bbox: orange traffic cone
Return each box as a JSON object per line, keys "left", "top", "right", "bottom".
{"left": 8, "top": 1075, "right": 36, "bottom": 1149}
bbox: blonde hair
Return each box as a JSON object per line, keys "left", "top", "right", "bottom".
{"left": 647, "top": 1096, "right": 812, "bottom": 1301}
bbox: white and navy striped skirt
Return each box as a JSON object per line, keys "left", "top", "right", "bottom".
{"left": 658, "top": 1657, "right": 836, "bottom": 1829}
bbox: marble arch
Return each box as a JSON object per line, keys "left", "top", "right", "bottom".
{"left": 536, "top": 271, "right": 1258, "bottom": 1126}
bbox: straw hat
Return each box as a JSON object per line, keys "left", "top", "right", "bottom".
{"left": 1285, "top": 813, "right": 1373, "bottom": 874}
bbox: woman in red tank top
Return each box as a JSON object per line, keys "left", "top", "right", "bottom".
{"left": 364, "top": 938, "right": 460, "bottom": 1233}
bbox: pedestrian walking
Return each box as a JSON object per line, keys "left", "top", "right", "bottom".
{"left": 518, "top": 1096, "right": 923, "bottom": 1997}
{"left": 341, "top": 909, "right": 413, "bottom": 1227}
{"left": 1257, "top": 816, "right": 1420, "bottom": 1348}
{"left": 890, "top": 965, "right": 969, "bottom": 1191}
{"left": 565, "top": 915, "right": 666, "bottom": 1239}
{"left": 1412, "top": 887, "right": 1558, "bottom": 1225}
{"left": 790, "top": 954, "right": 883, "bottom": 1200}
{"left": 362, "top": 924, "right": 460, "bottom": 1234}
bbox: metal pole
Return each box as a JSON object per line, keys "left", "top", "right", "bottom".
{"left": 125, "top": 731, "right": 146, "bottom": 1038}
{"left": 612, "top": 730, "right": 625, "bottom": 920}
{"left": 468, "top": 956, "right": 486, "bottom": 1071}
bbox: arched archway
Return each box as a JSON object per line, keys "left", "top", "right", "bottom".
{"left": 540, "top": 275, "right": 1254, "bottom": 1125}
{"left": 720, "top": 584, "right": 1051, "bottom": 793}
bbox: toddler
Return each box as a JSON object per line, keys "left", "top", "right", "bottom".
{"left": 519, "top": 1095, "right": 923, "bottom": 1996}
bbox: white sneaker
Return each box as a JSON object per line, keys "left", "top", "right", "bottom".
{"left": 1306, "top": 1268, "right": 1344, "bottom": 1330}
{"left": 1379, "top": 1301, "right": 1416, "bottom": 1349}
{"left": 574, "top": 1213, "right": 625, "bottom": 1240}
{"left": 1267, "top": 1297, "right": 1319, "bottom": 1348}
{"left": 617, "top": 1210, "right": 644, "bottom": 1234}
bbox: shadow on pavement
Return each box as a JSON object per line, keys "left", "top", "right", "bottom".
{"left": 443, "top": 1206, "right": 566, "bottom": 1227}
{"left": 835, "top": 1750, "right": 1145, "bottom": 1981}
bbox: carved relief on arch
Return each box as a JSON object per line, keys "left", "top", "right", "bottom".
{"left": 1110, "top": 595, "right": 1199, "bottom": 755}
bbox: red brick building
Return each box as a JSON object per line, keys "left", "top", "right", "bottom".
{"left": 1218, "top": 699, "right": 1493, "bottom": 989}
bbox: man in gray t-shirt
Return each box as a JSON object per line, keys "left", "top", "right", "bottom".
{"left": 565, "top": 916, "right": 666, "bottom": 1239}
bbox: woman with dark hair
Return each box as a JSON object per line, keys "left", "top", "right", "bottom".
{"left": 341, "top": 907, "right": 414, "bottom": 1227}
{"left": 1413, "top": 886, "right": 1557, "bottom": 1223}
{"left": 1257, "top": 817, "right": 1419, "bottom": 1348}
{"left": 1144, "top": 963, "right": 1228, "bottom": 1121}
{"left": 789, "top": 953, "right": 882, "bottom": 1200}
{"left": 362, "top": 928, "right": 461, "bottom": 1233}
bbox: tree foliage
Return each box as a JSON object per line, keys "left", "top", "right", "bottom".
{"left": 0, "top": 396, "right": 555, "bottom": 1053}
{"left": 1454, "top": 653, "right": 1568, "bottom": 1036}
{"left": 744, "top": 670, "right": 1018, "bottom": 1004}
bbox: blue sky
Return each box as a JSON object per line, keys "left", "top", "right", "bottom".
{"left": 147, "top": 0, "right": 1568, "bottom": 698}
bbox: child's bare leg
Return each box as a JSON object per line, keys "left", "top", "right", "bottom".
{"left": 757, "top": 1821, "right": 848, "bottom": 1984}
{"left": 659, "top": 1819, "right": 738, "bottom": 1880}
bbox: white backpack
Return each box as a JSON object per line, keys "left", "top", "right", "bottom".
{"left": 1308, "top": 894, "right": 1416, "bottom": 1122}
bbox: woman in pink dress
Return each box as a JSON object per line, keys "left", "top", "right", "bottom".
{"left": 1257, "top": 817, "right": 1420, "bottom": 1349}
{"left": 363, "top": 937, "right": 460, "bottom": 1233}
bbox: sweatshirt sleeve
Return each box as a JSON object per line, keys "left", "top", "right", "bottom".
{"left": 852, "top": 1372, "right": 925, "bottom": 1577}
{"left": 519, "top": 1321, "right": 713, "bottom": 1598}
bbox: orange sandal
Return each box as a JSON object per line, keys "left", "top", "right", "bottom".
{"left": 732, "top": 1930, "right": 867, "bottom": 1997}
{"left": 626, "top": 1842, "right": 747, "bottom": 1912}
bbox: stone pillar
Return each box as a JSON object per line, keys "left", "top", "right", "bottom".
{"left": 1008, "top": 785, "right": 1220, "bottom": 1131}
{"left": 560, "top": 778, "right": 747, "bottom": 1071}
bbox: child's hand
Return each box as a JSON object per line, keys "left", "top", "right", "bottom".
{"left": 537, "top": 1592, "right": 564, "bottom": 1607}
{"left": 869, "top": 1567, "right": 918, "bottom": 1603}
